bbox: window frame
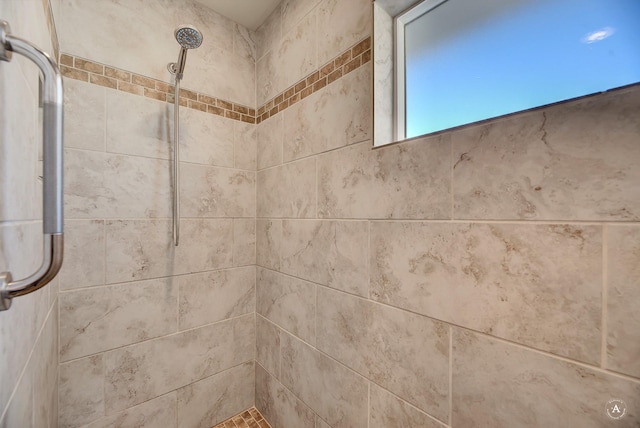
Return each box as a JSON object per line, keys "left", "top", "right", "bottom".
{"left": 393, "top": 0, "right": 448, "bottom": 142}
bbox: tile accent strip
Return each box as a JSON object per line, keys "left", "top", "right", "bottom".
{"left": 212, "top": 407, "right": 272, "bottom": 428}
{"left": 59, "top": 36, "right": 371, "bottom": 126}
{"left": 59, "top": 52, "right": 257, "bottom": 124}
{"left": 255, "top": 37, "right": 372, "bottom": 124}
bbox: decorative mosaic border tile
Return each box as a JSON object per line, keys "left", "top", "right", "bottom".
{"left": 59, "top": 53, "right": 257, "bottom": 124}
{"left": 255, "top": 37, "right": 371, "bottom": 124}
{"left": 58, "top": 36, "right": 371, "bottom": 126}
{"left": 212, "top": 407, "right": 271, "bottom": 428}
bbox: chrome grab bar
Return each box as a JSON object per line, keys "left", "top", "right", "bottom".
{"left": 0, "top": 20, "right": 64, "bottom": 311}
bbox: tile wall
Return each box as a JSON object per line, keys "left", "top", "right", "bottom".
{"left": 254, "top": 0, "right": 640, "bottom": 427}
{"left": 53, "top": 0, "right": 257, "bottom": 426}
{"left": 0, "top": 0, "right": 59, "bottom": 426}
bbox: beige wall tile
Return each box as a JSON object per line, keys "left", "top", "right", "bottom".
{"left": 257, "top": 114, "right": 283, "bottom": 170}
{"left": 59, "top": 355, "right": 105, "bottom": 428}
{"left": 257, "top": 219, "right": 282, "bottom": 270}
{"left": 257, "top": 268, "right": 316, "bottom": 344}
{"left": 178, "top": 267, "right": 255, "bottom": 330}
{"left": 58, "top": 220, "right": 104, "bottom": 290}
{"left": 283, "top": 65, "right": 371, "bottom": 161}
{"left": 255, "top": 364, "right": 315, "bottom": 428}
{"left": 105, "top": 219, "right": 233, "bottom": 284}
{"left": 104, "top": 314, "right": 254, "bottom": 413}
{"left": 256, "top": 316, "right": 281, "bottom": 377}
{"left": 371, "top": 221, "right": 602, "bottom": 365}
{"left": 255, "top": 3, "right": 282, "bottom": 61}
{"left": 106, "top": 89, "right": 171, "bottom": 160}
{"left": 85, "top": 393, "right": 177, "bottom": 428}
{"left": 33, "top": 305, "right": 59, "bottom": 428}
{"left": 65, "top": 149, "right": 171, "bottom": 219}
{"left": 317, "top": 138, "right": 451, "bottom": 219}
{"left": 316, "top": 0, "right": 372, "bottom": 64}
{"left": 180, "top": 107, "right": 235, "bottom": 168}
{"left": 453, "top": 329, "right": 640, "bottom": 427}
{"left": 280, "top": 220, "right": 368, "bottom": 297}
{"left": 281, "top": 332, "right": 368, "bottom": 428}
{"left": 60, "top": 278, "right": 178, "bottom": 361}
{"left": 64, "top": 78, "right": 106, "bottom": 151}
{"left": 234, "top": 121, "right": 257, "bottom": 171}
{"left": 1, "top": 364, "right": 32, "bottom": 428}
{"left": 453, "top": 88, "right": 640, "bottom": 221}
{"left": 234, "top": 25, "right": 256, "bottom": 61}
{"left": 257, "top": 158, "right": 316, "bottom": 218}
{"left": 179, "top": 164, "right": 256, "bottom": 218}
{"left": 369, "top": 384, "right": 447, "bottom": 428}
{"left": 282, "top": 0, "right": 321, "bottom": 34}
{"left": 234, "top": 218, "right": 256, "bottom": 266}
{"left": 317, "top": 287, "right": 449, "bottom": 420}
{"left": 177, "top": 362, "right": 254, "bottom": 428}
{"left": 607, "top": 225, "right": 640, "bottom": 379}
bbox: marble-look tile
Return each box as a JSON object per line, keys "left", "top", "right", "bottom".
{"left": 235, "top": 121, "right": 257, "bottom": 171}
{"left": 59, "top": 355, "right": 105, "bottom": 428}
{"left": 234, "top": 218, "right": 256, "bottom": 266}
{"left": 257, "top": 12, "right": 317, "bottom": 105}
{"left": 317, "top": 0, "right": 372, "bottom": 64}
{"left": 0, "top": 222, "right": 45, "bottom": 414}
{"left": 177, "top": 362, "right": 254, "bottom": 428}
{"left": 106, "top": 89, "right": 171, "bottom": 160}
{"left": 316, "top": 416, "right": 331, "bottom": 428}
{"left": 453, "top": 329, "right": 640, "bottom": 427}
{"left": 234, "top": 24, "right": 256, "bottom": 61}
{"left": 0, "top": 363, "right": 32, "bottom": 428}
{"left": 317, "top": 138, "right": 451, "bottom": 219}
{"left": 280, "top": 220, "right": 368, "bottom": 297}
{"left": 256, "top": 364, "right": 315, "bottom": 428}
{"left": 257, "top": 268, "right": 315, "bottom": 344}
{"left": 283, "top": 65, "right": 372, "bottom": 161}
{"left": 85, "top": 392, "right": 177, "bottom": 428}
{"left": 281, "top": 332, "right": 368, "bottom": 428}
{"left": 104, "top": 314, "right": 254, "bottom": 413}
{"left": 453, "top": 87, "right": 640, "bottom": 221}
{"left": 282, "top": 0, "right": 321, "bottom": 34}
{"left": 58, "top": 220, "right": 104, "bottom": 290}
{"left": 60, "top": 278, "right": 178, "bottom": 361}
{"left": 258, "top": 114, "right": 283, "bottom": 170}
{"left": 369, "top": 384, "right": 446, "bottom": 428}
{"left": 180, "top": 107, "right": 235, "bottom": 168}
{"left": 64, "top": 78, "right": 105, "bottom": 152}
{"left": 317, "top": 287, "right": 449, "bottom": 420}
{"left": 178, "top": 267, "right": 255, "bottom": 330}
{"left": 65, "top": 149, "right": 171, "bottom": 219}
{"left": 257, "top": 158, "right": 316, "bottom": 218}
{"left": 255, "top": 3, "right": 281, "bottom": 61}
{"left": 179, "top": 163, "right": 256, "bottom": 218}
{"left": 33, "top": 305, "right": 59, "bottom": 428}
{"left": 105, "top": 219, "right": 233, "bottom": 284}
{"left": 370, "top": 222, "right": 602, "bottom": 364}
{"left": 256, "top": 315, "right": 281, "bottom": 377}
{"left": 0, "top": 58, "right": 40, "bottom": 223}
{"left": 607, "top": 225, "right": 640, "bottom": 378}
{"left": 257, "top": 219, "right": 282, "bottom": 271}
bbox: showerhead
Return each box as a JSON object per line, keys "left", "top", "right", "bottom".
{"left": 168, "top": 25, "right": 203, "bottom": 79}
{"left": 175, "top": 25, "right": 203, "bottom": 49}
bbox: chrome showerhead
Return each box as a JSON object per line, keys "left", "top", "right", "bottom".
{"left": 175, "top": 25, "right": 203, "bottom": 49}
{"left": 168, "top": 25, "right": 203, "bottom": 79}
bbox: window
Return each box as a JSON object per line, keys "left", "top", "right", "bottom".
{"left": 374, "top": 0, "right": 640, "bottom": 145}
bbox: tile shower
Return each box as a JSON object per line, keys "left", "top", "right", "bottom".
{"left": 0, "top": 1, "right": 638, "bottom": 428}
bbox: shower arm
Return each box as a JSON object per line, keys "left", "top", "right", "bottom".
{"left": 0, "top": 20, "right": 64, "bottom": 311}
